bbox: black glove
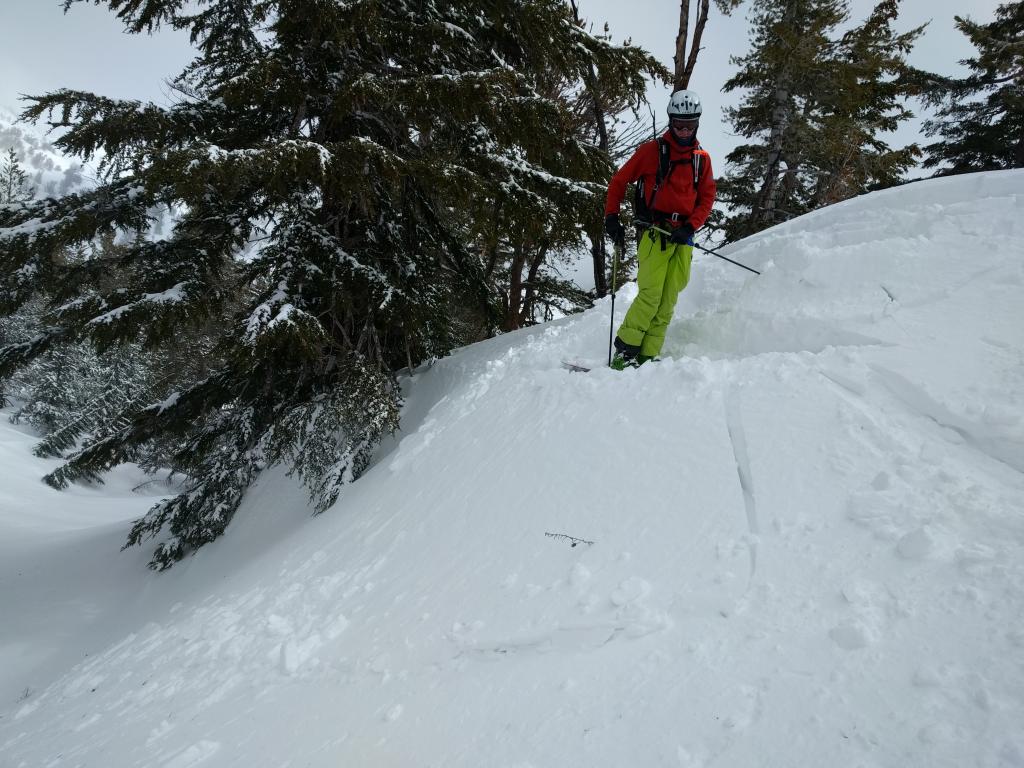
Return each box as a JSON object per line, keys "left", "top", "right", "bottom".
{"left": 669, "top": 221, "right": 696, "bottom": 244}
{"left": 604, "top": 213, "right": 625, "bottom": 245}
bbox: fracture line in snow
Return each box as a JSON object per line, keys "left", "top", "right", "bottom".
{"left": 870, "top": 364, "right": 1024, "bottom": 477}
{"left": 724, "top": 389, "right": 759, "bottom": 585}
{"left": 824, "top": 361, "right": 1024, "bottom": 480}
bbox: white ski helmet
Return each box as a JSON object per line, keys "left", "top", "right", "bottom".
{"left": 667, "top": 90, "right": 702, "bottom": 120}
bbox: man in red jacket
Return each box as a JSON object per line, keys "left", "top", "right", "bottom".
{"left": 604, "top": 89, "right": 717, "bottom": 369}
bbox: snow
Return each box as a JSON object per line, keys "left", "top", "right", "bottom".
{"left": 88, "top": 283, "right": 191, "bottom": 325}
{"left": 0, "top": 107, "right": 92, "bottom": 199}
{"left": 2, "top": 170, "right": 1024, "bottom": 767}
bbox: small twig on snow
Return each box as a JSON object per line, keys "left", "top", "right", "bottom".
{"left": 544, "top": 531, "right": 594, "bottom": 548}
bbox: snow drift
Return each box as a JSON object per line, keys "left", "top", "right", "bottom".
{"left": 2, "top": 170, "right": 1023, "bottom": 767}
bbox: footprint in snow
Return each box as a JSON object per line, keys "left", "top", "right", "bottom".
{"left": 162, "top": 741, "right": 221, "bottom": 768}
{"left": 610, "top": 577, "right": 651, "bottom": 606}
{"left": 829, "top": 621, "right": 872, "bottom": 650}
{"left": 896, "top": 527, "right": 935, "bottom": 560}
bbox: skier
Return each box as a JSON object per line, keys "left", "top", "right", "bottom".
{"left": 604, "top": 90, "right": 717, "bottom": 369}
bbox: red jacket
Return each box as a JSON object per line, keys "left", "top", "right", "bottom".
{"left": 605, "top": 132, "right": 716, "bottom": 230}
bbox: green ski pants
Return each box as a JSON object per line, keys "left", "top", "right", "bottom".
{"left": 617, "top": 230, "right": 693, "bottom": 358}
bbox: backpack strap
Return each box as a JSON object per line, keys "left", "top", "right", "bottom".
{"left": 639, "top": 141, "right": 708, "bottom": 224}
{"left": 658, "top": 142, "right": 706, "bottom": 191}
{"left": 656, "top": 138, "right": 671, "bottom": 188}
{"left": 647, "top": 138, "right": 671, "bottom": 212}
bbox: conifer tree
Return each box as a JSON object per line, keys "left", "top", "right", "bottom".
{"left": 0, "top": 148, "right": 34, "bottom": 204}
{"left": 11, "top": 338, "right": 155, "bottom": 458}
{"left": 717, "top": 0, "right": 923, "bottom": 241}
{"left": 0, "top": 0, "right": 658, "bottom": 568}
{"left": 0, "top": 297, "right": 42, "bottom": 406}
{"left": 718, "top": 0, "right": 846, "bottom": 240}
{"left": 1, "top": 143, "right": 44, "bottom": 402}
{"left": 922, "top": 2, "right": 1024, "bottom": 174}
{"left": 3, "top": 234, "right": 206, "bottom": 463}
{"left": 806, "top": 0, "right": 924, "bottom": 205}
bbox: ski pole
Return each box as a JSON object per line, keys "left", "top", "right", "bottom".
{"left": 695, "top": 242, "right": 761, "bottom": 275}
{"left": 607, "top": 237, "right": 621, "bottom": 367}
{"left": 646, "top": 225, "right": 761, "bottom": 276}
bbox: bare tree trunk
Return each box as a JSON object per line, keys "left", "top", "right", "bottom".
{"left": 752, "top": 1, "right": 803, "bottom": 229}
{"left": 674, "top": 0, "right": 711, "bottom": 91}
{"left": 587, "top": 79, "right": 609, "bottom": 298}
{"left": 519, "top": 241, "right": 550, "bottom": 326}
{"left": 754, "top": 74, "right": 793, "bottom": 227}
{"left": 585, "top": 66, "right": 609, "bottom": 151}
{"left": 571, "top": 0, "right": 612, "bottom": 298}
{"left": 483, "top": 200, "right": 502, "bottom": 282}
{"left": 504, "top": 243, "right": 526, "bottom": 331}
{"left": 674, "top": 0, "right": 691, "bottom": 90}
{"left": 681, "top": 0, "right": 710, "bottom": 89}
{"left": 591, "top": 225, "right": 607, "bottom": 297}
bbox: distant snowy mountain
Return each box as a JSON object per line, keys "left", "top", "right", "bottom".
{"left": 0, "top": 106, "right": 183, "bottom": 239}
{"left": 0, "top": 105, "right": 92, "bottom": 198}
{"left": 2, "top": 170, "right": 1023, "bottom": 767}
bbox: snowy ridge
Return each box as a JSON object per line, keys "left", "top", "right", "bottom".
{"left": 0, "top": 109, "right": 182, "bottom": 242}
{"left": 0, "top": 106, "right": 92, "bottom": 198}
{"left": 2, "top": 171, "right": 1024, "bottom": 767}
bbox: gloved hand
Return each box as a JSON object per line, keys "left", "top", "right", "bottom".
{"left": 669, "top": 221, "right": 695, "bottom": 244}
{"left": 604, "top": 213, "right": 625, "bottom": 245}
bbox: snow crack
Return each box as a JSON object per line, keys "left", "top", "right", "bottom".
{"left": 724, "top": 388, "right": 759, "bottom": 586}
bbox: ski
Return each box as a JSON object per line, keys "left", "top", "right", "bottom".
{"left": 561, "top": 360, "right": 593, "bottom": 373}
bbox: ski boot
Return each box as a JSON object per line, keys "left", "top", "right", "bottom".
{"left": 610, "top": 352, "right": 639, "bottom": 371}
{"left": 610, "top": 337, "right": 641, "bottom": 371}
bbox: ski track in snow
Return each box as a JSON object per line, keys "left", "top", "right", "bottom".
{"left": 2, "top": 171, "right": 1024, "bottom": 767}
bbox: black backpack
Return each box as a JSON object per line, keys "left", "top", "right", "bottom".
{"left": 633, "top": 138, "right": 707, "bottom": 225}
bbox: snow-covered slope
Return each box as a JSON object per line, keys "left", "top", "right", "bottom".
{"left": 2, "top": 171, "right": 1023, "bottom": 767}
{"left": 0, "top": 106, "right": 91, "bottom": 198}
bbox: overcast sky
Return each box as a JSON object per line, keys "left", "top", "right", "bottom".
{"left": 0, "top": 0, "right": 1004, "bottom": 164}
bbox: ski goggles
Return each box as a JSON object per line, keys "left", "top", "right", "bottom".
{"left": 669, "top": 117, "right": 699, "bottom": 133}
